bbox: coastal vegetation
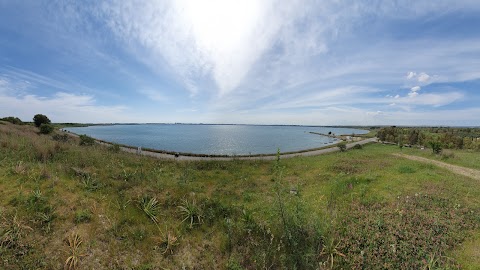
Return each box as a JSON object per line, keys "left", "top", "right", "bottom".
{"left": 0, "top": 120, "right": 479, "bottom": 269}
{"left": 377, "top": 126, "right": 480, "bottom": 151}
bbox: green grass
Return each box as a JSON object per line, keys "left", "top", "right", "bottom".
{"left": 401, "top": 146, "right": 480, "bottom": 170}
{"left": 0, "top": 121, "right": 479, "bottom": 269}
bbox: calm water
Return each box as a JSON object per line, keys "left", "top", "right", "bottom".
{"left": 64, "top": 124, "right": 368, "bottom": 155}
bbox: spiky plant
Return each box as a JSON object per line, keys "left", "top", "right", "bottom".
{"left": 0, "top": 214, "right": 33, "bottom": 249}
{"left": 139, "top": 196, "right": 160, "bottom": 224}
{"left": 156, "top": 229, "right": 179, "bottom": 255}
{"left": 64, "top": 233, "right": 86, "bottom": 270}
{"left": 319, "top": 238, "right": 345, "bottom": 269}
{"left": 178, "top": 199, "right": 202, "bottom": 228}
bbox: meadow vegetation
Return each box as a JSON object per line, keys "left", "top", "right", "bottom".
{"left": 0, "top": 121, "right": 479, "bottom": 269}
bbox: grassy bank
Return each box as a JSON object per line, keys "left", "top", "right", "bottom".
{"left": 0, "top": 121, "right": 479, "bottom": 269}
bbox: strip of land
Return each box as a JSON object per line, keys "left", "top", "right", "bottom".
{"left": 393, "top": 153, "right": 480, "bottom": 180}
{"left": 117, "top": 137, "right": 378, "bottom": 161}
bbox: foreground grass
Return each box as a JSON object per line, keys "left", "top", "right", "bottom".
{"left": 0, "top": 121, "right": 479, "bottom": 269}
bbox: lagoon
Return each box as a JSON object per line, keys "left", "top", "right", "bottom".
{"left": 64, "top": 124, "right": 368, "bottom": 155}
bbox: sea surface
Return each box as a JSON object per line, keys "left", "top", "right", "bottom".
{"left": 64, "top": 124, "right": 368, "bottom": 155}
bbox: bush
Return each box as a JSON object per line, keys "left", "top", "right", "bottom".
{"left": 39, "top": 123, "right": 54, "bottom": 134}
{"left": 337, "top": 142, "right": 347, "bottom": 152}
{"left": 352, "top": 144, "right": 363, "bottom": 150}
{"left": 52, "top": 134, "right": 69, "bottom": 142}
{"left": 428, "top": 141, "right": 442, "bottom": 154}
{"left": 79, "top": 134, "right": 95, "bottom": 146}
{"left": 33, "top": 114, "right": 51, "bottom": 127}
{"left": 1, "top": 116, "right": 23, "bottom": 125}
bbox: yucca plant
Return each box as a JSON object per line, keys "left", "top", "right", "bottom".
{"left": 64, "top": 232, "right": 86, "bottom": 270}
{"left": 178, "top": 199, "right": 202, "bottom": 228}
{"left": 139, "top": 196, "right": 160, "bottom": 224}
{"left": 319, "top": 238, "right": 345, "bottom": 269}
{"left": 155, "top": 227, "right": 179, "bottom": 255}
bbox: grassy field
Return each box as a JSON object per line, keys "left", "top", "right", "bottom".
{"left": 0, "top": 121, "right": 479, "bottom": 269}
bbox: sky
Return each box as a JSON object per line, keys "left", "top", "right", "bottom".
{"left": 1, "top": 0, "right": 480, "bottom": 126}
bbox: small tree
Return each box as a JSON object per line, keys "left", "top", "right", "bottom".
{"left": 33, "top": 114, "right": 51, "bottom": 127}
{"left": 39, "top": 123, "right": 54, "bottom": 134}
{"left": 428, "top": 141, "right": 443, "bottom": 154}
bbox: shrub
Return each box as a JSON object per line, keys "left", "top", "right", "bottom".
{"left": 52, "top": 134, "right": 69, "bottom": 142}
{"left": 79, "top": 134, "right": 95, "bottom": 146}
{"left": 337, "top": 142, "right": 347, "bottom": 152}
{"left": 352, "top": 144, "right": 363, "bottom": 150}
{"left": 109, "top": 143, "right": 121, "bottom": 152}
{"left": 33, "top": 114, "right": 51, "bottom": 127}
{"left": 1, "top": 116, "right": 23, "bottom": 125}
{"left": 428, "top": 141, "right": 443, "bottom": 154}
{"left": 39, "top": 123, "right": 54, "bottom": 134}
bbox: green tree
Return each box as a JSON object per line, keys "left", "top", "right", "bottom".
{"left": 33, "top": 114, "right": 51, "bottom": 127}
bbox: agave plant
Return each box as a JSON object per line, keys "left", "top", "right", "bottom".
{"left": 319, "top": 238, "right": 345, "bottom": 269}
{"left": 64, "top": 233, "right": 86, "bottom": 270}
{"left": 178, "top": 199, "right": 202, "bottom": 228}
{"left": 156, "top": 228, "right": 179, "bottom": 254}
{"left": 139, "top": 196, "right": 160, "bottom": 224}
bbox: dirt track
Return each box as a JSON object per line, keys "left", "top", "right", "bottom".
{"left": 393, "top": 153, "right": 480, "bottom": 180}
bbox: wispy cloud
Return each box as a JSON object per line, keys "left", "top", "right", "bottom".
{"left": 1, "top": 1, "right": 480, "bottom": 125}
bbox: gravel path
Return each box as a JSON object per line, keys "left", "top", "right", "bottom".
{"left": 393, "top": 153, "right": 480, "bottom": 180}
{"left": 121, "top": 137, "right": 379, "bottom": 161}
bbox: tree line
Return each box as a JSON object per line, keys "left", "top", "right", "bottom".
{"left": 377, "top": 126, "right": 480, "bottom": 151}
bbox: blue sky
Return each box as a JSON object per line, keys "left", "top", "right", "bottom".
{"left": 1, "top": 0, "right": 480, "bottom": 125}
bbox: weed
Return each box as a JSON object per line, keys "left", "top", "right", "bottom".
{"left": 79, "top": 134, "right": 95, "bottom": 146}
{"left": 337, "top": 142, "right": 347, "bottom": 152}
{"left": 12, "top": 161, "right": 27, "bottom": 175}
{"left": 52, "top": 133, "right": 69, "bottom": 142}
{"left": 139, "top": 196, "right": 160, "bottom": 224}
{"left": 74, "top": 210, "right": 92, "bottom": 224}
{"left": 109, "top": 143, "right": 121, "bottom": 152}
{"left": 398, "top": 165, "right": 416, "bottom": 174}
{"left": 37, "top": 211, "right": 55, "bottom": 233}
{"left": 178, "top": 199, "right": 203, "bottom": 228}
{"left": 81, "top": 175, "right": 101, "bottom": 191}
{"left": 441, "top": 150, "right": 455, "bottom": 160}
{"left": 64, "top": 233, "right": 86, "bottom": 270}
{"left": 0, "top": 214, "right": 33, "bottom": 249}
{"left": 319, "top": 238, "right": 345, "bottom": 269}
{"left": 155, "top": 227, "right": 179, "bottom": 255}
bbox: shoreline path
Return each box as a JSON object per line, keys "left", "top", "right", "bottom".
{"left": 116, "top": 137, "right": 378, "bottom": 161}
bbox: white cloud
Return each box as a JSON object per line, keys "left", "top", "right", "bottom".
{"left": 408, "top": 91, "right": 419, "bottom": 98}
{"left": 417, "top": 72, "right": 430, "bottom": 82}
{"left": 394, "top": 95, "right": 400, "bottom": 99}
{"left": 406, "top": 71, "right": 416, "bottom": 79}
{"left": 410, "top": 86, "right": 421, "bottom": 92}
